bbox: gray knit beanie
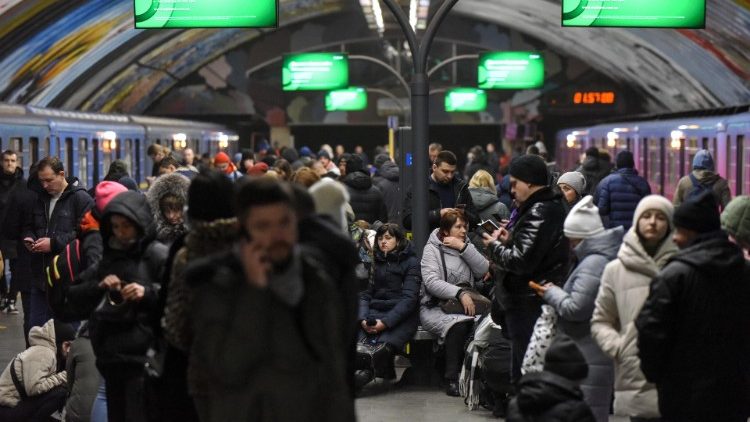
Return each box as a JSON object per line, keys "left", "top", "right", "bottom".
{"left": 557, "top": 171, "right": 586, "bottom": 196}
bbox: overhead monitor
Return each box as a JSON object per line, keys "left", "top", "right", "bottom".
{"left": 282, "top": 53, "right": 349, "bottom": 91}
{"left": 325, "top": 87, "right": 368, "bottom": 111}
{"left": 478, "top": 52, "right": 544, "bottom": 90}
{"left": 134, "top": 0, "right": 278, "bottom": 28}
{"left": 445, "top": 88, "right": 488, "bottom": 112}
{"left": 562, "top": 0, "right": 705, "bottom": 28}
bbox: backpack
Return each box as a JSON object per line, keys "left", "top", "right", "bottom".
{"left": 46, "top": 238, "right": 83, "bottom": 318}
{"left": 687, "top": 173, "right": 715, "bottom": 202}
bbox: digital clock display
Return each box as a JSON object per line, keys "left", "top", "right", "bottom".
{"left": 573, "top": 91, "right": 616, "bottom": 105}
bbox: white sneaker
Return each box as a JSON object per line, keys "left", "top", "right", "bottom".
{"left": 4, "top": 303, "right": 18, "bottom": 315}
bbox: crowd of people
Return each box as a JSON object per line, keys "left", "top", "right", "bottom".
{"left": 0, "top": 139, "right": 746, "bottom": 422}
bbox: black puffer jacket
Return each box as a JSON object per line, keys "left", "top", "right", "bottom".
{"left": 402, "top": 175, "right": 478, "bottom": 231}
{"left": 372, "top": 161, "right": 401, "bottom": 224}
{"left": 358, "top": 242, "right": 420, "bottom": 348}
{"left": 342, "top": 171, "right": 388, "bottom": 224}
{"left": 577, "top": 156, "right": 611, "bottom": 196}
{"left": 2, "top": 176, "right": 37, "bottom": 293}
{"left": 636, "top": 232, "right": 750, "bottom": 421}
{"left": 0, "top": 167, "right": 25, "bottom": 258}
{"left": 88, "top": 191, "right": 168, "bottom": 370}
{"left": 22, "top": 177, "right": 94, "bottom": 290}
{"left": 488, "top": 187, "right": 569, "bottom": 308}
{"left": 506, "top": 372, "right": 596, "bottom": 422}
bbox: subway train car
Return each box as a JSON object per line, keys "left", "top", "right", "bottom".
{"left": 555, "top": 107, "right": 750, "bottom": 200}
{"left": 0, "top": 103, "right": 239, "bottom": 189}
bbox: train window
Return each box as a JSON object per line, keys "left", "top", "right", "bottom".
{"left": 666, "top": 138, "right": 680, "bottom": 198}
{"left": 79, "top": 138, "right": 88, "bottom": 186}
{"left": 683, "top": 137, "right": 698, "bottom": 178}
{"left": 740, "top": 135, "right": 749, "bottom": 196}
{"left": 727, "top": 135, "right": 737, "bottom": 195}
{"left": 102, "top": 139, "right": 113, "bottom": 178}
{"left": 29, "top": 137, "right": 39, "bottom": 164}
{"left": 647, "top": 138, "right": 661, "bottom": 195}
{"left": 116, "top": 139, "right": 122, "bottom": 160}
{"left": 641, "top": 137, "right": 648, "bottom": 179}
{"left": 124, "top": 139, "right": 133, "bottom": 175}
{"left": 701, "top": 137, "right": 708, "bottom": 149}
{"left": 65, "top": 138, "right": 74, "bottom": 177}
{"left": 135, "top": 139, "right": 142, "bottom": 184}
{"left": 736, "top": 135, "right": 744, "bottom": 196}
{"left": 92, "top": 139, "right": 100, "bottom": 185}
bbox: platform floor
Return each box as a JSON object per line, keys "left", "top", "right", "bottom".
{"left": 0, "top": 306, "right": 632, "bottom": 422}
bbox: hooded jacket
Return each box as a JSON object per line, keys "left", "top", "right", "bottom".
{"left": 636, "top": 232, "right": 750, "bottom": 421}
{"left": 358, "top": 242, "right": 421, "bottom": 349}
{"left": 341, "top": 171, "right": 388, "bottom": 224}
{"left": 591, "top": 225, "right": 677, "bottom": 418}
{"left": 146, "top": 173, "right": 190, "bottom": 245}
{"left": 469, "top": 186, "right": 510, "bottom": 223}
{"left": 88, "top": 191, "right": 168, "bottom": 370}
{"left": 506, "top": 372, "right": 596, "bottom": 422}
{"left": 372, "top": 161, "right": 401, "bottom": 224}
{"left": 0, "top": 320, "right": 67, "bottom": 407}
{"left": 0, "top": 167, "right": 25, "bottom": 258}
{"left": 595, "top": 168, "right": 651, "bottom": 230}
{"left": 673, "top": 169, "right": 731, "bottom": 209}
{"left": 543, "top": 227, "right": 623, "bottom": 421}
{"left": 420, "top": 229, "right": 489, "bottom": 338}
{"left": 488, "top": 187, "right": 569, "bottom": 308}
{"left": 577, "top": 156, "right": 612, "bottom": 196}
{"left": 23, "top": 177, "right": 94, "bottom": 290}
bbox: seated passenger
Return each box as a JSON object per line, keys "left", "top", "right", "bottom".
{"left": 420, "top": 209, "right": 489, "bottom": 396}
{"left": 0, "top": 319, "right": 75, "bottom": 422}
{"left": 506, "top": 334, "right": 595, "bottom": 422}
{"left": 146, "top": 172, "right": 190, "bottom": 246}
{"left": 355, "top": 223, "right": 420, "bottom": 389}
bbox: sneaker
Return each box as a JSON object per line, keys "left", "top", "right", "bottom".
{"left": 5, "top": 303, "right": 18, "bottom": 315}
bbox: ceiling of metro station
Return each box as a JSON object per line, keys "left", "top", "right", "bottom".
{"left": 0, "top": 0, "right": 746, "bottom": 115}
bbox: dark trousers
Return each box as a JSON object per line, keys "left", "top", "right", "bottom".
{"left": 0, "top": 386, "right": 66, "bottom": 422}
{"left": 20, "top": 291, "right": 31, "bottom": 347}
{"left": 29, "top": 286, "right": 53, "bottom": 329}
{"left": 102, "top": 367, "right": 148, "bottom": 422}
{"left": 444, "top": 320, "right": 473, "bottom": 380}
{"left": 0, "top": 259, "right": 17, "bottom": 303}
{"left": 505, "top": 304, "right": 542, "bottom": 384}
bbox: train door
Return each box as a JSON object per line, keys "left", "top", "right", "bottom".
{"left": 665, "top": 137, "right": 681, "bottom": 199}
{"left": 9, "top": 137, "right": 23, "bottom": 171}
{"left": 646, "top": 137, "right": 663, "bottom": 195}
{"left": 739, "top": 135, "right": 747, "bottom": 196}
{"left": 135, "top": 138, "right": 143, "bottom": 185}
{"left": 64, "top": 138, "right": 74, "bottom": 178}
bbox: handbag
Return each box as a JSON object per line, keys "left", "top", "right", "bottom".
{"left": 356, "top": 341, "right": 391, "bottom": 376}
{"left": 521, "top": 304, "right": 558, "bottom": 375}
{"left": 92, "top": 290, "right": 137, "bottom": 323}
{"left": 438, "top": 246, "right": 492, "bottom": 315}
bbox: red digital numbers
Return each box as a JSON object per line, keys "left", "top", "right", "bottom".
{"left": 573, "top": 91, "right": 615, "bottom": 105}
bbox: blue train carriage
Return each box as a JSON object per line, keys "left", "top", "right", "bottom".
{"left": 28, "top": 105, "right": 145, "bottom": 190}
{"left": 724, "top": 112, "right": 750, "bottom": 196}
{"left": 128, "top": 115, "right": 239, "bottom": 176}
{"left": 0, "top": 103, "right": 51, "bottom": 176}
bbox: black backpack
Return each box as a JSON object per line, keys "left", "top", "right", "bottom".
{"left": 687, "top": 173, "right": 716, "bottom": 202}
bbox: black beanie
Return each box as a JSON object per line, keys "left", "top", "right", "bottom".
{"left": 53, "top": 320, "right": 76, "bottom": 347}
{"left": 616, "top": 151, "right": 635, "bottom": 169}
{"left": 346, "top": 154, "right": 366, "bottom": 175}
{"left": 374, "top": 153, "right": 390, "bottom": 170}
{"left": 509, "top": 154, "right": 549, "bottom": 186}
{"left": 188, "top": 169, "right": 235, "bottom": 221}
{"left": 544, "top": 333, "right": 588, "bottom": 381}
{"left": 673, "top": 190, "right": 721, "bottom": 233}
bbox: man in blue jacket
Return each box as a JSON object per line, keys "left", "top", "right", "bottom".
{"left": 22, "top": 157, "right": 93, "bottom": 328}
{"left": 594, "top": 151, "right": 650, "bottom": 230}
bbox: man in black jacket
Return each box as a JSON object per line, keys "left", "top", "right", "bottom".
{"left": 341, "top": 154, "right": 387, "bottom": 224}
{"left": 402, "top": 150, "right": 478, "bottom": 232}
{"left": 636, "top": 191, "right": 750, "bottom": 422}
{"left": 0, "top": 150, "right": 24, "bottom": 313}
{"left": 186, "top": 178, "right": 355, "bottom": 421}
{"left": 482, "top": 154, "right": 569, "bottom": 383}
{"left": 22, "top": 157, "right": 93, "bottom": 328}
{"left": 372, "top": 155, "right": 401, "bottom": 224}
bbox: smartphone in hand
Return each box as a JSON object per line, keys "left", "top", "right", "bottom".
{"left": 478, "top": 219, "right": 500, "bottom": 235}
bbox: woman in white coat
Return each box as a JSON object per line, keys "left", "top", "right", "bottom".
{"left": 420, "top": 209, "right": 489, "bottom": 397}
{"left": 591, "top": 195, "right": 678, "bottom": 422}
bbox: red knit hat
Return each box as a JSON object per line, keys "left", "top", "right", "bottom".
{"left": 95, "top": 181, "right": 128, "bottom": 214}
{"left": 248, "top": 162, "right": 269, "bottom": 176}
{"left": 214, "top": 152, "right": 231, "bottom": 165}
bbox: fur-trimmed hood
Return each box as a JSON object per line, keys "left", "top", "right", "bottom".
{"left": 184, "top": 218, "right": 240, "bottom": 259}
{"left": 146, "top": 173, "right": 190, "bottom": 243}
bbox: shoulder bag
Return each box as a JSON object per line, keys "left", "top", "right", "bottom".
{"left": 438, "top": 246, "right": 491, "bottom": 315}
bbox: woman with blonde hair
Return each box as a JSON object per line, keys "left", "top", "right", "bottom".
{"left": 468, "top": 170, "right": 509, "bottom": 252}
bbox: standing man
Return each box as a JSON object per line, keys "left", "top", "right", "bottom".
{"left": 636, "top": 191, "right": 750, "bottom": 422}
{"left": 482, "top": 154, "right": 569, "bottom": 384}
{"left": 22, "top": 157, "right": 93, "bottom": 328}
{"left": 186, "top": 178, "right": 354, "bottom": 421}
{"left": 595, "top": 150, "right": 651, "bottom": 230}
{"left": 402, "top": 150, "right": 477, "bottom": 232}
{"left": 0, "top": 150, "right": 24, "bottom": 313}
{"left": 672, "top": 149, "right": 731, "bottom": 209}
{"left": 428, "top": 142, "right": 442, "bottom": 165}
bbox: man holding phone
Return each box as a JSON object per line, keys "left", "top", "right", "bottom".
{"left": 22, "top": 157, "right": 92, "bottom": 329}
{"left": 482, "top": 154, "right": 568, "bottom": 384}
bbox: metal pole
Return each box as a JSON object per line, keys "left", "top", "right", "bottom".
{"left": 350, "top": 55, "right": 411, "bottom": 98}
{"left": 380, "top": 0, "right": 460, "bottom": 254}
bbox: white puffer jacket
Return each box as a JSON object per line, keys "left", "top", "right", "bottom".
{"left": 591, "top": 228, "right": 677, "bottom": 418}
{"left": 0, "top": 319, "right": 67, "bottom": 407}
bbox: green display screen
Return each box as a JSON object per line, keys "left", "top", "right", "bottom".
{"left": 325, "top": 87, "right": 367, "bottom": 111}
{"left": 134, "top": 0, "right": 278, "bottom": 28}
{"left": 282, "top": 53, "right": 349, "bottom": 91}
{"left": 562, "top": 0, "right": 705, "bottom": 28}
{"left": 445, "top": 88, "right": 487, "bottom": 112}
{"left": 478, "top": 52, "right": 544, "bottom": 90}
